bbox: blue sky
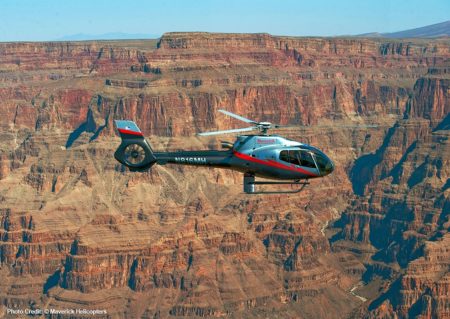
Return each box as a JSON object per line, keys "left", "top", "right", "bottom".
{"left": 0, "top": 0, "right": 448, "bottom": 41}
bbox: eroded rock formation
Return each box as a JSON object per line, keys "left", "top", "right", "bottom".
{"left": 0, "top": 32, "right": 448, "bottom": 318}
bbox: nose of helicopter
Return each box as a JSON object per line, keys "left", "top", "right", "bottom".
{"left": 321, "top": 158, "right": 334, "bottom": 176}
{"left": 313, "top": 151, "right": 335, "bottom": 176}
{"left": 327, "top": 159, "right": 335, "bottom": 175}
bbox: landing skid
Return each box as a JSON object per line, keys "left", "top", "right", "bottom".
{"left": 243, "top": 174, "right": 309, "bottom": 194}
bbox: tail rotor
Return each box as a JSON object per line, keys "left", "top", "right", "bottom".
{"left": 114, "top": 120, "right": 156, "bottom": 171}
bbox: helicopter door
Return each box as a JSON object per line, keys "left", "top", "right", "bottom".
{"left": 250, "top": 139, "right": 258, "bottom": 158}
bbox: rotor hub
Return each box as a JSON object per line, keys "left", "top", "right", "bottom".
{"left": 258, "top": 122, "right": 272, "bottom": 134}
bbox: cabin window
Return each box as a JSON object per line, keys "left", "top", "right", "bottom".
{"left": 279, "top": 150, "right": 316, "bottom": 168}
{"left": 279, "top": 150, "right": 289, "bottom": 163}
{"left": 288, "top": 151, "right": 300, "bottom": 165}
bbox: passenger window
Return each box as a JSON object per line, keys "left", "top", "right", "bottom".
{"left": 279, "top": 150, "right": 300, "bottom": 165}
{"left": 289, "top": 151, "right": 300, "bottom": 165}
{"left": 280, "top": 150, "right": 289, "bottom": 163}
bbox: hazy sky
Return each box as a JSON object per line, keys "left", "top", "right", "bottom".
{"left": 0, "top": 0, "right": 449, "bottom": 41}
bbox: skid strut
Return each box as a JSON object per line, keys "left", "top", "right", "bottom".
{"left": 243, "top": 173, "right": 256, "bottom": 194}
{"left": 243, "top": 173, "right": 309, "bottom": 194}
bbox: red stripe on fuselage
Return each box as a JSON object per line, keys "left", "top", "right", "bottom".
{"left": 118, "top": 128, "right": 144, "bottom": 136}
{"left": 233, "top": 150, "right": 318, "bottom": 177}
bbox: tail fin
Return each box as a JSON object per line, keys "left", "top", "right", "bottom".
{"left": 114, "top": 120, "right": 157, "bottom": 171}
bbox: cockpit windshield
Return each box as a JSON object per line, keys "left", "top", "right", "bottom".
{"left": 311, "top": 151, "right": 334, "bottom": 176}
{"left": 279, "top": 148, "right": 334, "bottom": 176}
{"left": 279, "top": 150, "right": 316, "bottom": 168}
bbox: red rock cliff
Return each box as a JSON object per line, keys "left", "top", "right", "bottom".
{"left": 0, "top": 33, "right": 449, "bottom": 318}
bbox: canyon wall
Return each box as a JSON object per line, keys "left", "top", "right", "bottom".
{"left": 0, "top": 33, "right": 448, "bottom": 318}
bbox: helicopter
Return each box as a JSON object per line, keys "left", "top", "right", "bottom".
{"left": 114, "top": 109, "right": 335, "bottom": 194}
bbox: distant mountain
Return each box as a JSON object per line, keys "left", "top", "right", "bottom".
{"left": 358, "top": 20, "right": 450, "bottom": 38}
{"left": 55, "top": 32, "right": 160, "bottom": 41}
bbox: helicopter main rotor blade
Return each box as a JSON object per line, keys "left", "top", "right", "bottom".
{"left": 197, "top": 126, "right": 257, "bottom": 136}
{"left": 326, "top": 124, "right": 378, "bottom": 128}
{"left": 218, "top": 109, "right": 258, "bottom": 124}
{"left": 274, "top": 124, "right": 378, "bottom": 129}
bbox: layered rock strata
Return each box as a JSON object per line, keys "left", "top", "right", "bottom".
{"left": 0, "top": 33, "right": 448, "bottom": 318}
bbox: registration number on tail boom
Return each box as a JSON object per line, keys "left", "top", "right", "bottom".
{"left": 174, "top": 157, "right": 207, "bottom": 164}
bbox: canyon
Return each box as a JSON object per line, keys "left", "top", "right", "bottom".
{"left": 0, "top": 33, "right": 448, "bottom": 318}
